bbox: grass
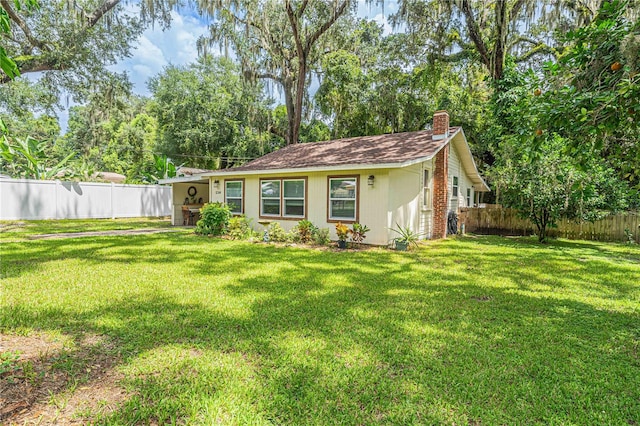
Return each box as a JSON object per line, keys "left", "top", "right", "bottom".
{"left": 0, "top": 217, "right": 172, "bottom": 241}
{"left": 1, "top": 219, "right": 640, "bottom": 424}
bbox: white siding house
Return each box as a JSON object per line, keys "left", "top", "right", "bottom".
{"left": 161, "top": 111, "right": 489, "bottom": 245}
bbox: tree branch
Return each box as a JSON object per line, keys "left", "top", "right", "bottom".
{"left": 86, "top": 0, "right": 121, "bottom": 27}
{"left": 459, "top": 0, "right": 491, "bottom": 71}
{"left": 305, "top": 0, "right": 348, "bottom": 52}
{"left": 515, "top": 44, "right": 556, "bottom": 62}
{"left": 285, "top": 0, "right": 305, "bottom": 61}
{"left": 0, "top": 0, "right": 47, "bottom": 52}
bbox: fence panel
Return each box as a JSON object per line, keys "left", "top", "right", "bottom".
{"left": 0, "top": 179, "right": 172, "bottom": 220}
{"left": 460, "top": 207, "right": 639, "bottom": 243}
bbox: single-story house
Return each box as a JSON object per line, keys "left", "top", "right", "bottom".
{"left": 161, "top": 111, "right": 489, "bottom": 245}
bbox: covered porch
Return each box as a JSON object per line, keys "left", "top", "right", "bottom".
{"left": 163, "top": 175, "right": 210, "bottom": 226}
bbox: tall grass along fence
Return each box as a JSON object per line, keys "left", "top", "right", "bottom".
{"left": 459, "top": 207, "right": 640, "bottom": 244}
{"left": 0, "top": 178, "right": 172, "bottom": 220}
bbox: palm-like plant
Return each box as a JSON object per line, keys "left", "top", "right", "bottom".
{"left": 1, "top": 120, "right": 74, "bottom": 180}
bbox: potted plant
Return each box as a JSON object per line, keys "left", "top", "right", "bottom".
{"left": 335, "top": 222, "right": 351, "bottom": 249}
{"left": 390, "top": 223, "right": 420, "bottom": 251}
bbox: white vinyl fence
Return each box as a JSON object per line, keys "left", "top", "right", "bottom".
{"left": 0, "top": 179, "right": 172, "bottom": 220}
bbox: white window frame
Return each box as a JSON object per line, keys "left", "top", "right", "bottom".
{"left": 224, "top": 180, "right": 244, "bottom": 215}
{"left": 466, "top": 187, "right": 471, "bottom": 207}
{"left": 423, "top": 169, "right": 431, "bottom": 209}
{"left": 328, "top": 176, "right": 358, "bottom": 222}
{"left": 282, "top": 179, "right": 305, "bottom": 218}
{"left": 260, "top": 179, "right": 281, "bottom": 217}
{"left": 452, "top": 176, "right": 459, "bottom": 197}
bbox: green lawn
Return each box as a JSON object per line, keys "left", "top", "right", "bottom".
{"left": 0, "top": 217, "right": 172, "bottom": 241}
{"left": 1, "top": 220, "right": 640, "bottom": 424}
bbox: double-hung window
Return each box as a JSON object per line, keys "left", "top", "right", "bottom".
{"left": 283, "top": 179, "right": 305, "bottom": 217}
{"left": 260, "top": 178, "right": 306, "bottom": 219}
{"left": 452, "top": 176, "right": 459, "bottom": 197}
{"left": 225, "top": 180, "right": 244, "bottom": 214}
{"left": 423, "top": 170, "right": 431, "bottom": 209}
{"left": 466, "top": 188, "right": 471, "bottom": 207}
{"left": 328, "top": 176, "right": 358, "bottom": 222}
{"left": 261, "top": 180, "right": 281, "bottom": 216}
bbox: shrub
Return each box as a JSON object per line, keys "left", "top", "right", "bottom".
{"left": 335, "top": 222, "right": 351, "bottom": 241}
{"left": 294, "top": 220, "right": 317, "bottom": 244}
{"left": 268, "top": 222, "right": 288, "bottom": 242}
{"left": 195, "top": 202, "right": 231, "bottom": 236}
{"left": 350, "top": 223, "right": 370, "bottom": 244}
{"left": 313, "top": 228, "right": 331, "bottom": 245}
{"left": 227, "top": 216, "right": 253, "bottom": 240}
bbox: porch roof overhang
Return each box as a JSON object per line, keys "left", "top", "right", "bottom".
{"left": 159, "top": 174, "right": 209, "bottom": 185}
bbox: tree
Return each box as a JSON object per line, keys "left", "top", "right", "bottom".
{"left": 394, "top": 0, "right": 605, "bottom": 81}
{"left": 0, "top": 0, "right": 38, "bottom": 80}
{"left": 56, "top": 77, "right": 139, "bottom": 168}
{"left": 198, "top": 0, "right": 353, "bottom": 144}
{"left": 0, "top": 121, "right": 74, "bottom": 179}
{"left": 149, "top": 56, "right": 275, "bottom": 169}
{"left": 536, "top": 0, "right": 640, "bottom": 189}
{"left": 0, "top": 0, "right": 174, "bottom": 109}
{"left": 494, "top": 134, "right": 627, "bottom": 242}
{"left": 102, "top": 112, "right": 157, "bottom": 181}
{"left": 489, "top": 57, "right": 632, "bottom": 242}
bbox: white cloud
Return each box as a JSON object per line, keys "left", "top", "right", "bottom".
{"left": 373, "top": 13, "right": 393, "bottom": 36}
{"left": 110, "top": 9, "right": 209, "bottom": 96}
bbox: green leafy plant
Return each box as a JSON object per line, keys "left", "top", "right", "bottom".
{"left": 142, "top": 154, "right": 180, "bottom": 184}
{"left": 0, "top": 350, "right": 20, "bottom": 375}
{"left": 313, "top": 228, "right": 331, "bottom": 245}
{"left": 350, "top": 223, "right": 370, "bottom": 244}
{"left": 267, "top": 222, "right": 288, "bottom": 242}
{"left": 227, "top": 216, "right": 253, "bottom": 240}
{"left": 335, "top": 222, "right": 352, "bottom": 242}
{"left": 294, "top": 220, "right": 317, "bottom": 244}
{"left": 624, "top": 228, "right": 636, "bottom": 245}
{"left": 390, "top": 223, "right": 421, "bottom": 249}
{"left": 195, "top": 202, "right": 232, "bottom": 236}
{"left": 0, "top": 122, "right": 74, "bottom": 180}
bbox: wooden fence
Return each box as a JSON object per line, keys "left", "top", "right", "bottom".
{"left": 459, "top": 207, "right": 640, "bottom": 243}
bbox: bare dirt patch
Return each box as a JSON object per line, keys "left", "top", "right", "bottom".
{"left": 1, "top": 332, "right": 128, "bottom": 425}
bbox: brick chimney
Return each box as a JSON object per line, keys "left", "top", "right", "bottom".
{"left": 432, "top": 110, "right": 450, "bottom": 141}
{"left": 432, "top": 110, "right": 450, "bottom": 239}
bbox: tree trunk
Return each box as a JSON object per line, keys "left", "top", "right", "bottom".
{"left": 283, "top": 77, "right": 296, "bottom": 145}
{"left": 290, "top": 55, "right": 307, "bottom": 145}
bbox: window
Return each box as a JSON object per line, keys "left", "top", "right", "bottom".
{"left": 261, "top": 180, "right": 281, "bottom": 216}
{"left": 260, "top": 178, "right": 306, "bottom": 219}
{"left": 283, "top": 179, "right": 305, "bottom": 217}
{"left": 329, "top": 176, "right": 358, "bottom": 222}
{"left": 423, "top": 169, "right": 430, "bottom": 208}
{"left": 466, "top": 188, "right": 471, "bottom": 207}
{"left": 452, "top": 176, "right": 459, "bottom": 197}
{"left": 225, "top": 180, "right": 244, "bottom": 214}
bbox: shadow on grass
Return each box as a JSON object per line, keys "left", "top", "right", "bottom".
{"left": 2, "top": 235, "right": 640, "bottom": 424}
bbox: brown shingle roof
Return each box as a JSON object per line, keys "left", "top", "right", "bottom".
{"left": 219, "top": 128, "right": 458, "bottom": 172}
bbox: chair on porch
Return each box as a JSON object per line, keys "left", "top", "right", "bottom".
{"left": 181, "top": 206, "right": 193, "bottom": 226}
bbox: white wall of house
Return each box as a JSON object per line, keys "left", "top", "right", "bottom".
{"left": 448, "top": 140, "right": 475, "bottom": 213}
{"left": 387, "top": 164, "right": 424, "bottom": 241}
{"left": 1, "top": 179, "right": 171, "bottom": 220}
{"left": 208, "top": 169, "right": 392, "bottom": 245}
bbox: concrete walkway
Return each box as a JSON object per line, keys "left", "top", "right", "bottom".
{"left": 29, "top": 228, "right": 181, "bottom": 240}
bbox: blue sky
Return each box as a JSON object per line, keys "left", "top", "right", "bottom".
{"left": 56, "top": 1, "right": 398, "bottom": 132}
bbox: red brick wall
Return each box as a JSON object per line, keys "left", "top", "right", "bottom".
{"left": 432, "top": 144, "right": 449, "bottom": 239}
{"left": 433, "top": 111, "right": 449, "bottom": 139}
